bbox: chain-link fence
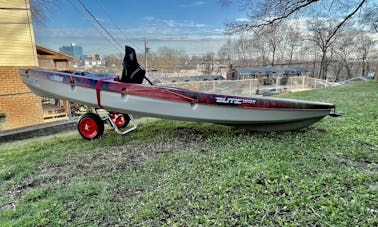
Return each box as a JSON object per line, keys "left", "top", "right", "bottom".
{"left": 160, "top": 76, "right": 329, "bottom": 96}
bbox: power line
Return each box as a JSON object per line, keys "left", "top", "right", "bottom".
{"left": 95, "top": 0, "right": 141, "bottom": 52}
{"left": 76, "top": 0, "right": 123, "bottom": 51}
{"left": 68, "top": 0, "right": 120, "bottom": 53}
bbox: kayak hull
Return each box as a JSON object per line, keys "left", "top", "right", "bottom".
{"left": 20, "top": 69, "right": 335, "bottom": 131}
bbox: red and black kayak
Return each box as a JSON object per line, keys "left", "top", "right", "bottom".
{"left": 20, "top": 68, "right": 337, "bottom": 132}
{"left": 19, "top": 46, "right": 339, "bottom": 139}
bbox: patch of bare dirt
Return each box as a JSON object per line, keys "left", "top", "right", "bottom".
{"left": 4, "top": 127, "right": 209, "bottom": 202}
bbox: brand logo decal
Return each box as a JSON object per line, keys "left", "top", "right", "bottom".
{"left": 50, "top": 75, "right": 64, "bottom": 82}
{"left": 215, "top": 97, "right": 257, "bottom": 105}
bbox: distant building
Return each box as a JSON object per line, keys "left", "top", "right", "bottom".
{"left": 227, "top": 66, "right": 310, "bottom": 80}
{"left": 59, "top": 43, "right": 83, "bottom": 58}
{"left": 161, "top": 75, "right": 224, "bottom": 83}
{"left": 78, "top": 55, "right": 105, "bottom": 67}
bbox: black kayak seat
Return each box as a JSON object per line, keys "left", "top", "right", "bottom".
{"left": 119, "top": 46, "right": 145, "bottom": 84}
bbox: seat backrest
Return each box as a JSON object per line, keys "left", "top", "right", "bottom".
{"left": 120, "top": 46, "right": 145, "bottom": 84}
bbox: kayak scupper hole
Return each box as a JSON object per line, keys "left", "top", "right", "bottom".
{"left": 70, "top": 85, "right": 77, "bottom": 93}
{"left": 121, "top": 93, "right": 128, "bottom": 102}
{"left": 191, "top": 103, "right": 198, "bottom": 110}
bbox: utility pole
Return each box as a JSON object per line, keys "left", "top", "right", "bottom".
{"left": 144, "top": 38, "right": 148, "bottom": 77}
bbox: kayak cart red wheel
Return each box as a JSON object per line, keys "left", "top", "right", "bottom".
{"left": 109, "top": 112, "right": 130, "bottom": 128}
{"left": 78, "top": 113, "right": 104, "bottom": 140}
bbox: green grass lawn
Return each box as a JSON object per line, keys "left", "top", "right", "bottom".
{"left": 1, "top": 81, "right": 377, "bottom": 226}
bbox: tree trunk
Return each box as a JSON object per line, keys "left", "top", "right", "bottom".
{"left": 271, "top": 47, "right": 276, "bottom": 66}
{"left": 375, "top": 63, "right": 378, "bottom": 81}
{"left": 319, "top": 51, "right": 327, "bottom": 79}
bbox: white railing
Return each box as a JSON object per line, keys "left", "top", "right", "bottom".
{"left": 160, "top": 76, "right": 328, "bottom": 96}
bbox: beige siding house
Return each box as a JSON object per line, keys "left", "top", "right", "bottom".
{"left": 0, "top": 0, "right": 42, "bottom": 129}
{"left": 0, "top": 0, "right": 38, "bottom": 66}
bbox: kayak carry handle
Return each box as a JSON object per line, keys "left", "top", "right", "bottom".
{"left": 329, "top": 112, "right": 342, "bottom": 117}
{"left": 329, "top": 108, "right": 342, "bottom": 117}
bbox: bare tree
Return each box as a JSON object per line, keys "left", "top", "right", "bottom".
{"left": 334, "top": 31, "right": 358, "bottom": 80}
{"left": 308, "top": 18, "right": 340, "bottom": 79}
{"left": 103, "top": 53, "right": 123, "bottom": 68}
{"left": 202, "top": 52, "right": 216, "bottom": 73}
{"left": 259, "top": 24, "right": 284, "bottom": 66}
{"left": 360, "top": 2, "right": 378, "bottom": 32}
{"left": 222, "top": 0, "right": 369, "bottom": 37}
{"left": 282, "top": 24, "right": 303, "bottom": 64}
{"left": 146, "top": 47, "right": 189, "bottom": 73}
{"left": 217, "top": 39, "right": 232, "bottom": 64}
{"left": 220, "top": 0, "right": 377, "bottom": 78}
{"left": 247, "top": 31, "right": 268, "bottom": 66}
{"left": 224, "top": 34, "right": 254, "bottom": 66}
{"left": 218, "top": 0, "right": 378, "bottom": 74}
{"left": 30, "top": 0, "right": 60, "bottom": 25}
{"left": 356, "top": 32, "right": 375, "bottom": 76}
{"left": 235, "top": 34, "right": 253, "bottom": 65}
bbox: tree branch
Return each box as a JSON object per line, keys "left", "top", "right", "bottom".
{"left": 256, "top": 0, "right": 319, "bottom": 27}
{"left": 325, "top": 0, "right": 367, "bottom": 44}
{"left": 225, "top": 0, "right": 319, "bottom": 33}
{"left": 225, "top": 0, "right": 368, "bottom": 35}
